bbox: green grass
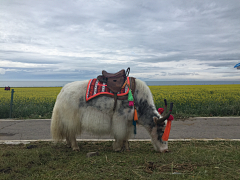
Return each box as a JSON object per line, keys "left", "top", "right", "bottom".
{"left": 1, "top": 141, "right": 240, "bottom": 179}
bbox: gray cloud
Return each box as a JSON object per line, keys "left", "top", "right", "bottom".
{"left": 0, "top": 0, "right": 240, "bottom": 81}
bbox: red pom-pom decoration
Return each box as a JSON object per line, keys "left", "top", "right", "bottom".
{"left": 129, "top": 101, "right": 134, "bottom": 106}
{"left": 158, "top": 108, "right": 164, "bottom": 114}
{"left": 167, "top": 114, "right": 174, "bottom": 121}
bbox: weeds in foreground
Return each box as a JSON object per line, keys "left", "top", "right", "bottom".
{"left": 1, "top": 141, "right": 240, "bottom": 179}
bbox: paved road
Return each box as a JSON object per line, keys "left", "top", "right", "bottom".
{"left": 1, "top": 117, "right": 240, "bottom": 141}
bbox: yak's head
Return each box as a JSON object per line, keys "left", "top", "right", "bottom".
{"left": 151, "top": 99, "right": 173, "bottom": 152}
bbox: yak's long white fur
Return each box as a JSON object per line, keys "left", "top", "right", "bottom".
{"left": 51, "top": 79, "right": 168, "bottom": 152}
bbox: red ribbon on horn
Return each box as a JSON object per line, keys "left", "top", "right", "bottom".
{"left": 158, "top": 108, "right": 174, "bottom": 141}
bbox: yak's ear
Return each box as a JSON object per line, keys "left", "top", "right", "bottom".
{"left": 153, "top": 116, "right": 158, "bottom": 125}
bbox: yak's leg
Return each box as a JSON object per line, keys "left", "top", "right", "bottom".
{"left": 112, "top": 111, "right": 133, "bottom": 151}
{"left": 112, "top": 122, "right": 126, "bottom": 151}
{"left": 113, "top": 140, "right": 124, "bottom": 151}
{"left": 66, "top": 133, "right": 79, "bottom": 151}
{"left": 66, "top": 134, "right": 71, "bottom": 148}
{"left": 123, "top": 120, "right": 134, "bottom": 151}
{"left": 112, "top": 123, "right": 129, "bottom": 151}
{"left": 71, "top": 138, "right": 79, "bottom": 151}
{"left": 112, "top": 140, "right": 131, "bottom": 151}
{"left": 123, "top": 140, "right": 130, "bottom": 151}
{"left": 66, "top": 138, "right": 71, "bottom": 148}
{"left": 113, "top": 135, "right": 132, "bottom": 151}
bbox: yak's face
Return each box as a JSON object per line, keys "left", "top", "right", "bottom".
{"left": 154, "top": 117, "right": 166, "bottom": 141}
{"left": 133, "top": 84, "right": 173, "bottom": 152}
{"left": 148, "top": 117, "right": 170, "bottom": 152}
{"left": 134, "top": 95, "right": 172, "bottom": 152}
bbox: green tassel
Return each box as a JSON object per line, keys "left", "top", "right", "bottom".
{"left": 128, "top": 89, "right": 133, "bottom": 101}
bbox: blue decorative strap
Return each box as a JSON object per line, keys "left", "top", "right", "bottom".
{"left": 133, "top": 119, "right": 136, "bottom": 134}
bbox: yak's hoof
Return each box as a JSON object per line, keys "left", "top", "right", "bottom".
{"left": 162, "top": 149, "right": 170, "bottom": 153}
{"left": 66, "top": 143, "right": 71, "bottom": 148}
{"left": 73, "top": 147, "right": 80, "bottom": 151}
{"left": 114, "top": 147, "right": 122, "bottom": 152}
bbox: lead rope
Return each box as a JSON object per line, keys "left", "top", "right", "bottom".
{"left": 113, "top": 93, "right": 117, "bottom": 111}
{"left": 112, "top": 68, "right": 130, "bottom": 112}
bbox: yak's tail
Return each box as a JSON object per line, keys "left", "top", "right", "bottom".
{"left": 51, "top": 107, "right": 65, "bottom": 142}
{"left": 51, "top": 104, "right": 81, "bottom": 142}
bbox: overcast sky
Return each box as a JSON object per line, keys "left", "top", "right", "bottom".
{"left": 1, "top": 0, "right": 240, "bottom": 81}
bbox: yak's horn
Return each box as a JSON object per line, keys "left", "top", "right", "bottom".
{"left": 157, "top": 102, "right": 173, "bottom": 124}
{"left": 163, "top": 99, "right": 167, "bottom": 116}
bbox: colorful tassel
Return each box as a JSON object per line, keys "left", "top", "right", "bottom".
{"left": 133, "top": 119, "right": 137, "bottom": 134}
{"left": 158, "top": 108, "right": 174, "bottom": 141}
{"left": 129, "top": 101, "right": 134, "bottom": 106}
{"left": 128, "top": 89, "right": 133, "bottom": 101}
{"left": 134, "top": 108, "right": 138, "bottom": 121}
{"left": 128, "top": 89, "right": 134, "bottom": 107}
{"left": 162, "top": 115, "right": 174, "bottom": 141}
{"left": 128, "top": 86, "right": 137, "bottom": 134}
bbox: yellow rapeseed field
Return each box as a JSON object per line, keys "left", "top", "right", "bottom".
{"left": 1, "top": 87, "right": 61, "bottom": 99}
{"left": 149, "top": 84, "right": 240, "bottom": 117}
{"left": 1, "top": 84, "right": 240, "bottom": 119}
{"left": 150, "top": 84, "right": 240, "bottom": 105}
{"left": 0, "top": 87, "right": 62, "bottom": 118}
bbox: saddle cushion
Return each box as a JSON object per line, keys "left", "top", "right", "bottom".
{"left": 98, "top": 69, "right": 126, "bottom": 93}
{"left": 102, "top": 69, "right": 125, "bottom": 78}
{"left": 86, "top": 77, "right": 131, "bottom": 102}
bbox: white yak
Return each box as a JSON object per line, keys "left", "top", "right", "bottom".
{"left": 51, "top": 78, "right": 172, "bottom": 152}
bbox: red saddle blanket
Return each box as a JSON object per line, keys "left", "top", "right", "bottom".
{"left": 86, "top": 77, "right": 130, "bottom": 101}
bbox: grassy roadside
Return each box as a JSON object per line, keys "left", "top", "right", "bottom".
{"left": 1, "top": 141, "right": 240, "bottom": 179}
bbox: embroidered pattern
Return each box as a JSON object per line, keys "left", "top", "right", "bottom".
{"left": 86, "top": 77, "right": 130, "bottom": 101}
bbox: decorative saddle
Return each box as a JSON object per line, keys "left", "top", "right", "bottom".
{"left": 97, "top": 68, "right": 130, "bottom": 93}
{"left": 86, "top": 68, "right": 135, "bottom": 111}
